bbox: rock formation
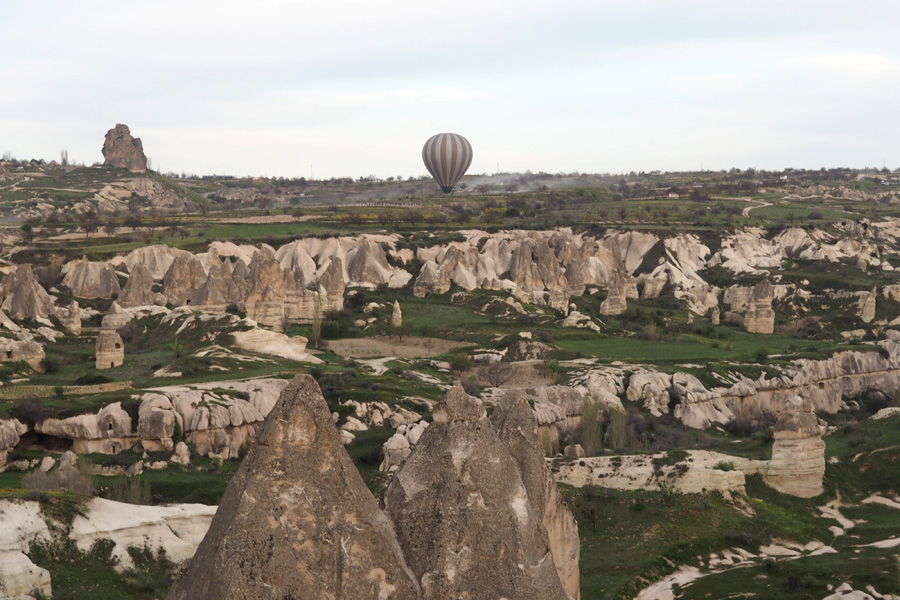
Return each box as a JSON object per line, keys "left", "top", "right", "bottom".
{"left": 118, "top": 264, "right": 161, "bottom": 307}
{"left": 95, "top": 329, "right": 124, "bottom": 370}
{"left": 763, "top": 395, "right": 826, "bottom": 498}
{"left": 167, "top": 375, "right": 420, "bottom": 600}
{"left": 58, "top": 301, "right": 82, "bottom": 335}
{"left": 0, "top": 265, "right": 55, "bottom": 323}
{"left": 100, "top": 302, "right": 133, "bottom": 330}
{"left": 744, "top": 279, "right": 775, "bottom": 334}
{"left": 101, "top": 124, "right": 148, "bottom": 172}
{"left": 38, "top": 402, "right": 133, "bottom": 454}
{"left": 161, "top": 254, "right": 207, "bottom": 307}
{"left": 61, "top": 258, "right": 121, "bottom": 299}
{"left": 600, "top": 272, "right": 628, "bottom": 316}
{"left": 384, "top": 384, "right": 573, "bottom": 600}
{"left": 318, "top": 257, "right": 345, "bottom": 312}
{"left": 0, "top": 337, "right": 46, "bottom": 371}
{"left": 491, "top": 390, "right": 581, "bottom": 599}
{"left": 391, "top": 300, "right": 403, "bottom": 328}
{"left": 858, "top": 287, "right": 877, "bottom": 323}
{"left": 0, "top": 419, "right": 24, "bottom": 468}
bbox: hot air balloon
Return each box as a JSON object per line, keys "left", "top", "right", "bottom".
{"left": 422, "top": 133, "right": 473, "bottom": 194}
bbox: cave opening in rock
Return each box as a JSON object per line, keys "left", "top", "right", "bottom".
{"left": 17, "top": 431, "right": 73, "bottom": 452}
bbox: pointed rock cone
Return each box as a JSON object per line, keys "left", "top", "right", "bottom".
{"left": 167, "top": 375, "right": 419, "bottom": 600}
{"left": 384, "top": 384, "right": 571, "bottom": 600}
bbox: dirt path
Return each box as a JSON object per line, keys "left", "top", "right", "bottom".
{"left": 742, "top": 199, "right": 772, "bottom": 217}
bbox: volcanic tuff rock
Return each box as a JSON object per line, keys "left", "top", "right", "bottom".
{"left": 763, "top": 396, "right": 826, "bottom": 498}
{"left": 118, "top": 264, "right": 161, "bottom": 307}
{"left": 858, "top": 287, "right": 877, "bottom": 323}
{"left": 384, "top": 384, "right": 573, "bottom": 600}
{"left": 599, "top": 272, "right": 628, "bottom": 316}
{"left": 58, "top": 300, "right": 82, "bottom": 335}
{"left": 491, "top": 390, "right": 581, "bottom": 599}
{"left": 61, "top": 258, "right": 121, "bottom": 299}
{"left": 37, "top": 402, "right": 133, "bottom": 454}
{"left": 0, "top": 265, "right": 56, "bottom": 323}
{"left": 101, "top": 124, "right": 148, "bottom": 172}
{"left": 744, "top": 279, "right": 775, "bottom": 334}
{"left": 117, "top": 245, "right": 192, "bottom": 280}
{"left": 161, "top": 253, "right": 207, "bottom": 306}
{"left": 167, "top": 375, "right": 420, "bottom": 600}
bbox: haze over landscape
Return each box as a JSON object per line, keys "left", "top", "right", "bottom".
{"left": 3, "top": 0, "right": 900, "bottom": 178}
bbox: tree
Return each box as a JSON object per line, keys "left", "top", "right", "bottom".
{"left": 103, "top": 220, "right": 118, "bottom": 237}
{"left": 124, "top": 215, "right": 141, "bottom": 230}
{"left": 479, "top": 360, "right": 515, "bottom": 387}
{"left": 450, "top": 353, "right": 474, "bottom": 378}
{"left": 20, "top": 223, "right": 34, "bottom": 243}
{"left": 79, "top": 212, "right": 100, "bottom": 238}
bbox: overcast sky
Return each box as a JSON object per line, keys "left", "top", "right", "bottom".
{"left": 2, "top": 0, "right": 899, "bottom": 179}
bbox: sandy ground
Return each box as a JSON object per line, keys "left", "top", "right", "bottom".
{"left": 326, "top": 336, "right": 467, "bottom": 358}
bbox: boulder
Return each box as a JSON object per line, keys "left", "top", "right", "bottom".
{"left": 101, "top": 124, "right": 148, "bottom": 172}
{"left": 167, "top": 375, "right": 420, "bottom": 600}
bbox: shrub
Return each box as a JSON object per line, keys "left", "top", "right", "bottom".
{"left": 713, "top": 460, "right": 736, "bottom": 472}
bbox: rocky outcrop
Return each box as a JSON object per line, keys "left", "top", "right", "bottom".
{"left": 167, "top": 375, "right": 420, "bottom": 600}
{"left": 118, "top": 264, "right": 161, "bottom": 307}
{"left": 492, "top": 390, "right": 581, "bottom": 599}
{"left": 119, "top": 245, "right": 191, "bottom": 280}
{"left": 60, "top": 258, "right": 121, "bottom": 299}
{"left": 318, "top": 257, "right": 345, "bottom": 312}
{"left": 0, "top": 419, "right": 24, "bottom": 468}
{"left": 600, "top": 272, "right": 628, "bottom": 316}
{"left": 0, "top": 265, "right": 56, "bottom": 324}
{"left": 161, "top": 254, "right": 207, "bottom": 307}
{"left": 346, "top": 238, "right": 395, "bottom": 286}
{"left": 763, "top": 396, "right": 826, "bottom": 498}
{"left": 858, "top": 287, "right": 877, "bottom": 323}
{"left": 95, "top": 329, "right": 124, "bottom": 370}
{"left": 230, "top": 328, "right": 320, "bottom": 363}
{"left": 0, "top": 497, "right": 214, "bottom": 598}
{"left": 100, "top": 302, "right": 132, "bottom": 330}
{"left": 384, "top": 385, "right": 572, "bottom": 600}
{"left": 391, "top": 299, "right": 403, "bottom": 328}
{"left": 0, "top": 338, "right": 45, "bottom": 371}
{"left": 37, "top": 403, "right": 133, "bottom": 454}
{"left": 552, "top": 450, "right": 748, "bottom": 496}
{"left": 136, "top": 379, "right": 289, "bottom": 458}
{"left": 101, "top": 124, "right": 148, "bottom": 172}
{"left": 744, "top": 279, "right": 775, "bottom": 334}
{"left": 57, "top": 301, "right": 82, "bottom": 335}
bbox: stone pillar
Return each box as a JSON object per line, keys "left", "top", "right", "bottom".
{"left": 764, "top": 396, "right": 825, "bottom": 498}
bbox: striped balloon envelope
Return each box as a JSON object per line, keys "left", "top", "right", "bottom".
{"left": 422, "top": 133, "right": 473, "bottom": 194}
